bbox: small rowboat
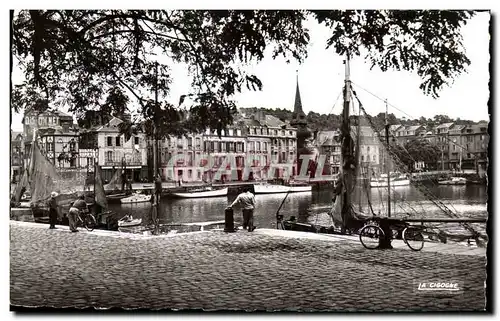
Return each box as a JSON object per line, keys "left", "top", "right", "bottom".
{"left": 118, "top": 215, "right": 142, "bottom": 228}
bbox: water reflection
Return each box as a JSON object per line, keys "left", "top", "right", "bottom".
{"left": 108, "top": 185, "right": 488, "bottom": 229}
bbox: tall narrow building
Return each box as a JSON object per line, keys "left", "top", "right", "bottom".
{"left": 290, "top": 71, "right": 313, "bottom": 178}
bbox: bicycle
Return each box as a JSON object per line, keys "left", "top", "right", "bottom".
{"left": 358, "top": 217, "right": 425, "bottom": 251}
{"left": 76, "top": 210, "right": 97, "bottom": 232}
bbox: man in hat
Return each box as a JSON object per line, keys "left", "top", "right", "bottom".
{"left": 48, "top": 192, "right": 59, "bottom": 229}
{"left": 68, "top": 193, "right": 88, "bottom": 232}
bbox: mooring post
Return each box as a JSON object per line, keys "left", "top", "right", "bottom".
{"left": 224, "top": 207, "right": 236, "bottom": 233}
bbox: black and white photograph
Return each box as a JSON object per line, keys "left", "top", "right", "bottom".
{"left": 7, "top": 7, "right": 491, "bottom": 313}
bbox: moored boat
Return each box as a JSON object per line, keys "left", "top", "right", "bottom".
{"left": 107, "top": 192, "right": 131, "bottom": 203}
{"left": 171, "top": 187, "right": 228, "bottom": 198}
{"left": 253, "top": 183, "right": 312, "bottom": 194}
{"left": 438, "top": 177, "right": 467, "bottom": 185}
{"left": 120, "top": 193, "right": 152, "bottom": 204}
{"left": 370, "top": 173, "right": 410, "bottom": 188}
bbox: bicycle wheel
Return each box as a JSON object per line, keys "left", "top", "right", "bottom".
{"left": 403, "top": 227, "right": 425, "bottom": 251}
{"left": 359, "top": 225, "right": 385, "bottom": 250}
{"left": 84, "top": 214, "right": 97, "bottom": 232}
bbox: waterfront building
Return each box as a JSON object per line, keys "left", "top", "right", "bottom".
{"left": 448, "top": 122, "right": 489, "bottom": 173}
{"left": 89, "top": 117, "right": 148, "bottom": 182}
{"left": 159, "top": 133, "right": 205, "bottom": 182}
{"left": 313, "top": 130, "right": 341, "bottom": 176}
{"left": 11, "top": 131, "right": 24, "bottom": 183}
{"left": 22, "top": 108, "right": 74, "bottom": 160}
{"left": 241, "top": 111, "right": 297, "bottom": 180}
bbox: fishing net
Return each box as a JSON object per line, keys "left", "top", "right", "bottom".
{"left": 13, "top": 170, "right": 29, "bottom": 203}
{"left": 326, "top": 84, "right": 487, "bottom": 246}
{"left": 30, "top": 143, "right": 87, "bottom": 208}
{"left": 105, "top": 167, "right": 123, "bottom": 191}
{"left": 94, "top": 165, "right": 108, "bottom": 209}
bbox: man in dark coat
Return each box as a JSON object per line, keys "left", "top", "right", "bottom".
{"left": 48, "top": 191, "right": 59, "bottom": 229}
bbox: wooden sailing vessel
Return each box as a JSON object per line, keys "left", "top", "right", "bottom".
{"left": 278, "top": 55, "right": 487, "bottom": 248}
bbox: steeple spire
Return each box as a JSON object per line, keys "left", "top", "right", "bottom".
{"left": 291, "top": 70, "right": 306, "bottom": 125}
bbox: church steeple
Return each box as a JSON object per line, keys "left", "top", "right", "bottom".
{"left": 291, "top": 70, "right": 306, "bottom": 126}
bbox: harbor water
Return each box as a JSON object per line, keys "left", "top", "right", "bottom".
{"left": 108, "top": 184, "right": 488, "bottom": 234}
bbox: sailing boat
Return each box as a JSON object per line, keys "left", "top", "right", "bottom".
{"left": 105, "top": 161, "right": 132, "bottom": 203}
{"left": 279, "top": 56, "right": 487, "bottom": 248}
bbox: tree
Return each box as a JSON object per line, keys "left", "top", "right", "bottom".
{"left": 404, "top": 138, "right": 441, "bottom": 167}
{"left": 12, "top": 10, "right": 475, "bottom": 137}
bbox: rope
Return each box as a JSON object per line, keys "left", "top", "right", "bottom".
{"left": 350, "top": 87, "right": 485, "bottom": 240}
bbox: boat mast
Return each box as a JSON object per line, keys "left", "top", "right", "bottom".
{"left": 341, "top": 54, "right": 353, "bottom": 226}
{"left": 385, "top": 99, "right": 391, "bottom": 218}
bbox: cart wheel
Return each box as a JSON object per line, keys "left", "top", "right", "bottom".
{"left": 359, "top": 225, "right": 385, "bottom": 250}
{"left": 403, "top": 227, "right": 425, "bottom": 251}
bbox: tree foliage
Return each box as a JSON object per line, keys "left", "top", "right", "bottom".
{"left": 311, "top": 10, "right": 475, "bottom": 97}
{"left": 391, "top": 138, "right": 441, "bottom": 170}
{"left": 12, "top": 10, "right": 475, "bottom": 139}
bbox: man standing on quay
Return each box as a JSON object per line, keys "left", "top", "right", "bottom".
{"left": 228, "top": 187, "right": 256, "bottom": 232}
{"left": 48, "top": 192, "right": 59, "bottom": 229}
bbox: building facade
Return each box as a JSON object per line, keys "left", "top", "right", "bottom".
{"left": 11, "top": 131, "right": 24, "bottom": 183}
{"left": 314, "top": 130, "right": 341, "bottom": 176}
{"left": 93, "top": 117, "right": 148, "bottom": 182}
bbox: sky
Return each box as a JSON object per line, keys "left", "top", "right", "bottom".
{"left": 9, "top": 11, "right": 490, "bottom": 131}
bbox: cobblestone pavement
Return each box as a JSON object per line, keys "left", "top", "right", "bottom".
{"left": 10, "top": 223, "right": 486, "bottom": 311}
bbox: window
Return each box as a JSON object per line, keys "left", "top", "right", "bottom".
{"left": 69, "top": 140, "right": 76, "bottom": 152}
{"left": 134, "top": 137, "right": 139, "bottom": 145}
{"left": 372, "top": 155, "right": 376, "bottom": 161}
{"left": 480, "top": 135, "right": 484, "bottom": 141}
{"left": 289, "top": 131, "right": 293, "bottom": 136}
{"left": 47, "top": 142, "right": 53, "bottom": 152}
{"left": 116, "top": 137, "right": 121, "bottom": 146}
{"left": 260, "top": 128, "right": 263, "bottom": 135}
{"left": 107, "top": 137, "right": 113, "bottom": 147}
{"left": 188, "top": 170, "right": 192, "bottom": 179}
{"left": 256, "top": 142, "right": 261, "bottom": 151}
{"left": 367, "top": 146, "right": 370, "bottom": 152}
{"left": 263, "top": 142, "right": 267, "bottom": 151}
{"left": 361, "top": 155, "right": 364, "bottom": 161}
{"left": 106, "top": 151, "right": 113, "bottom": 162}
